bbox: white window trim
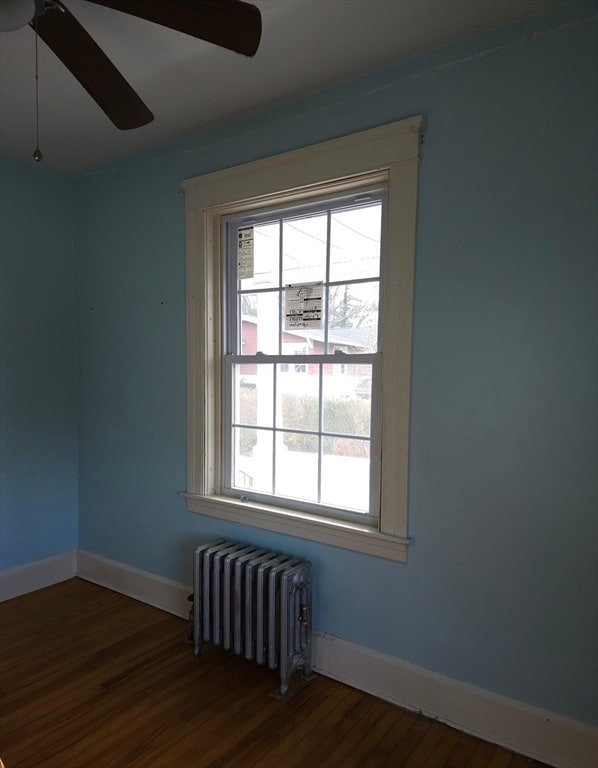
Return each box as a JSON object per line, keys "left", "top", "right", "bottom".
{"left": 181, "top": 116, "right": 423, "bottom": 563}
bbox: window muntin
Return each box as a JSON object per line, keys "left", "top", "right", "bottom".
{"left": 223, "top": 192, "right": 384, "bottom": 524}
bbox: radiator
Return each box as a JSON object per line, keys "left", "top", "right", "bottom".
{"left": 193, "top": 539, "right": 313, "bottom": 697}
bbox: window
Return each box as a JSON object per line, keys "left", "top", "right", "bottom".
{"left": 182, "top": 116, "right": 423, "bottom": 562}
{"left": 224, "top": 192, "right": 383, "bottom": 525}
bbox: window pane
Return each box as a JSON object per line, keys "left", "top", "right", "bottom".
{"left": 227, "top": 192, "right": 384, "bottom": 522}
{"left": 277, "top": 364, "right": 320, "bottom": 432}
{"left": 240, "top": 291, "right": 280, "bottom": 355}
{"left": 322, "top": 364, "right": 371, "bottom": 435}
{"left": 321, "top": 438, "right": 370, "bottom": 512}
{"left": 282, "top": 213, "right": 327, "bottom": 285}
{"left": 234, "top": 365, "right": 273, "bottom": 428}
{"left": 275, "top": 432, "right": 318, "bottom": 503}
{"left": 239, "top": 221, "right": 280, "bottom": 291}
{"left": 232, "top": 427, "right": 273, "bottom": 494}
{"left": 329, "top": 202, "right": 381, "bottom": 283}
{"left": 327, "top": 281, "right": 379, "bottom": 353}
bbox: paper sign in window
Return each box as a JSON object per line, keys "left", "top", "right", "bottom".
{"left": 285, "top": 281, "right": 323, "bottom": 329}
{"left": 237, "top": 227, "right": 254, "bottom": 279}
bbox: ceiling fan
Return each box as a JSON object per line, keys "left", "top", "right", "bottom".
{"left": 0, "top": 0, "right": 262, "bottom": 130}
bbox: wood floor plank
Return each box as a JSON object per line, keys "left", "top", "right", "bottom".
{"left": 403, "top": 721, "right": 455, "bottom": 767}
{"left": 466, "top": 740, "right": 500, "bottom": 768}
{"left": 0, "top": 579, "right": 553, "bottom": 768}
{"left": 444, "top": 731, "right": 481, "bottom": 767}
{"left": 248, "top": 682, "right": 364, "bottom": 768}
{"left": 421, "top": 724, "right": 461, "bottom": 768}
{"left": 180, "top": 677, "right": 330, "bottom": 768}
{"left": 301, "top": 694, "right": 393, "bottom": 767}
{"left": 336, "top": 705, "right": 406, "bottom": 768}
{"left": 379, "top": 714, "right": 434, "bottom": 767}
{"left": 365, "top": 709, "right": 421, "bottom": 767}
{"left": 486, "top": 748, "right": 517, "bottom": 768}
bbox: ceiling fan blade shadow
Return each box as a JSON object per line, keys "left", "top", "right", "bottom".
{"left": 32, "top": 1, "right": 153, "bottom": 130}
{"left": 85, "top": 0, "right": 261, "bottom": 56}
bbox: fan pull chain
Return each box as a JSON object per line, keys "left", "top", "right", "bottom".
{"left": 33, "top": 17, "right": 43, "bottom": 163}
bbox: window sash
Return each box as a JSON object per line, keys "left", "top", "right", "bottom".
{"left": 222, "top": 191, "right": 384, "bottom": 525}
{"left": 222, "top": 352, "right": 381, "bottom": 525}
{"left": 224, "top": 189, "right": 385, "bottom": 357}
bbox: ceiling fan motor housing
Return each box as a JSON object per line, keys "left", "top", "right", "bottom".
{"left": 0, "top": 0, "right": 33, "bottom": 31}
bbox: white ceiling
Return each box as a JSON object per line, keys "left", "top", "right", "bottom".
{"left": 0, "top": 0, "right": 570, "bottom": 175}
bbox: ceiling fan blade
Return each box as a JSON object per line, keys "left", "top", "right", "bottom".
{"left": 31, "top": 1, "right": 153, "bottom": 130}
{"left": 85, "top": 0, "right": 261, "bottom": 57}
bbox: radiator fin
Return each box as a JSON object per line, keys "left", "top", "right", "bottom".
{"left": 193, "top": 539, "right": 312, "bottom": 697}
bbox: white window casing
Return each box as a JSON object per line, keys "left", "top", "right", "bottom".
{"left": 181, "top": 116, "right": 423, "bottom": 562}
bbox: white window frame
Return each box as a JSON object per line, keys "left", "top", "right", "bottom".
{"left": 181, "top": 116, "right": 423, "bottom": 563}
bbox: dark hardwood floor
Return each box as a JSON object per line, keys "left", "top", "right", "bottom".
{"left": 0, "top": 579, "right": 550, "bottom": 768}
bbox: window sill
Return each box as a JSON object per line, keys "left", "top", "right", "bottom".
{"left": 180, "top": 492, "right": 412, "bottom": 563}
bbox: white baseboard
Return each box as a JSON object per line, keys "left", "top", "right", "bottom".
{"left": 0, "top": 551, "right": 77, "bottom": 602}
{"left": 68, "top": 551, "right": 596, "bottom": 768}
{"left": 77, "top": 550, "right": 190, "bottom": 619}
{"left": 312, "top": 631, "right": 598, "bottom": 768}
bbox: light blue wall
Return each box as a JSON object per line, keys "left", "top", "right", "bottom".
{"left": 76, "top": 2, "right": 597, "bottom": 725}
{"left": 0, "top": 159, "right": 78, "bottom": 568}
